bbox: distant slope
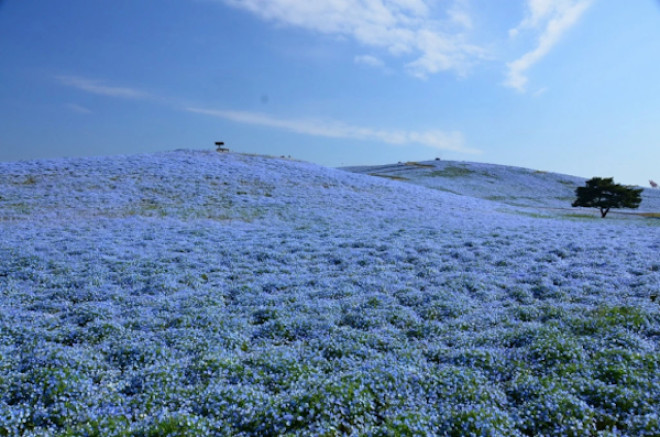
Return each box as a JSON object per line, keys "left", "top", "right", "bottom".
{"left": 343, "top": 160, "right": 660, "bottom": 213}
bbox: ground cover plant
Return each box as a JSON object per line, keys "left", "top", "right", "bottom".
{"left": 1, "top": 150, "right": 659, "bottom": 436}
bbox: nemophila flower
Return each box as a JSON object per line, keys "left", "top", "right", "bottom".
{"left": 0, "top": 150, "right": 658, "bottom": 435}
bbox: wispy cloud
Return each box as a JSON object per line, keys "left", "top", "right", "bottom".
{"left": 54, "top": 74, "right": 476, "bottom": 153}
{"left": 65, "top": 103, "right": 93, "bottom": 114}
{"left": 187, "top": 107, "right": 477, "bottom": 153}
{"left": 56, "top": 75, "right": 149, "bottom": 99}
{"left": 219, "top": 0, "right": 483, "bottom": 79}
{"left": 505, "top": 0, "right": 594, "bottom": 91}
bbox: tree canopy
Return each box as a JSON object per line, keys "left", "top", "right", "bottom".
{"left": 572, "top": 177, "right": 642, "bottom": 218}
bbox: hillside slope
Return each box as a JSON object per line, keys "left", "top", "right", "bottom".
{"left": 344, "top": 159, "right": 660, "bottom": 213}
{"left": 1, "top": 150, "right": 659, "bottom": 436}
{"left": 0, "top": 150, "right": 496, "bottom": 226}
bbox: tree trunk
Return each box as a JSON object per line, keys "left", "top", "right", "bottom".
{"left": 600, "top": 207, "right": 610, "bottom": 218}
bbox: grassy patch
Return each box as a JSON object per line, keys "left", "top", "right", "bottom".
{"left": 425, "top": 166, "right": 476, "bottom": 178}
{"left": 508, "top": 209, "right": 553, "bottom": 219}
{"left": 404, "top": 162, "right": 435, "bottom": 169}
{"left": 430, "top": 186, "right": 461, "bottom": 195}
{"left": 564, "top": 213, "right": 598, "bottom": 219}
{"left": 22, "top": 175, "right": 38, "bottom": 185}
{"left": 368, "top": 173, "right": 409, "bottom": 182}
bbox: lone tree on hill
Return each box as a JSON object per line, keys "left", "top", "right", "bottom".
{"left": 572, "top": 177, "right": 642, "bottom": 218}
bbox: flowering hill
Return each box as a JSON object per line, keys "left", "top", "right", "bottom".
{"left": 1, "top": 150, "right": 658, "bottom": 435}
{"left": 345, "top": 159, "right": 660, "bottom": 213}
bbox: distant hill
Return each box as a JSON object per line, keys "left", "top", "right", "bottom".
{"left": 343, "top": 159, "right": 660, "bottom": 214}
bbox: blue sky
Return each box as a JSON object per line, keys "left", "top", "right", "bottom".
{"left": 1, "top": 0, "right": 659, "bottom": 186}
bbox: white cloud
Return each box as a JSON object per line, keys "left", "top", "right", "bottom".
{"left": 505, "top": 0, "right": 593, "bottom": 91}
{"left": 354, "top": 54, "right": 386, "bottom": 68}
{"left": 219, "top": 0, "right": 482, "bottom": 78}
{"left": 405, "top": 29, "right": 483, "bottom": 78}
{"left": 56, "top": 76, "right": 149, "bottom": 99}
{"left": 448, "top": 0, "right": 472, "bottom": 30}
{"left": 187, "top": 107, "right": 477, "bottom": 153}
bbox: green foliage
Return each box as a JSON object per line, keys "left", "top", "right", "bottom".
{"left": 137, "top": 414, "right": 211, "bottom": 436}
{"left": 572, "top": 177, "right": 642, "bottom": 218}
{"left": 426, "top": 166, "right": 476, "bottom": 178}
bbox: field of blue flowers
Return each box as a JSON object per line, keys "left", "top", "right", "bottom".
{"left": 1, "top": 150, "right": 658, "bottom": 436}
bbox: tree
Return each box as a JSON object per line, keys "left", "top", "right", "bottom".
{"left": 572, "top": 177, "right": 642, "bottom": 218}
